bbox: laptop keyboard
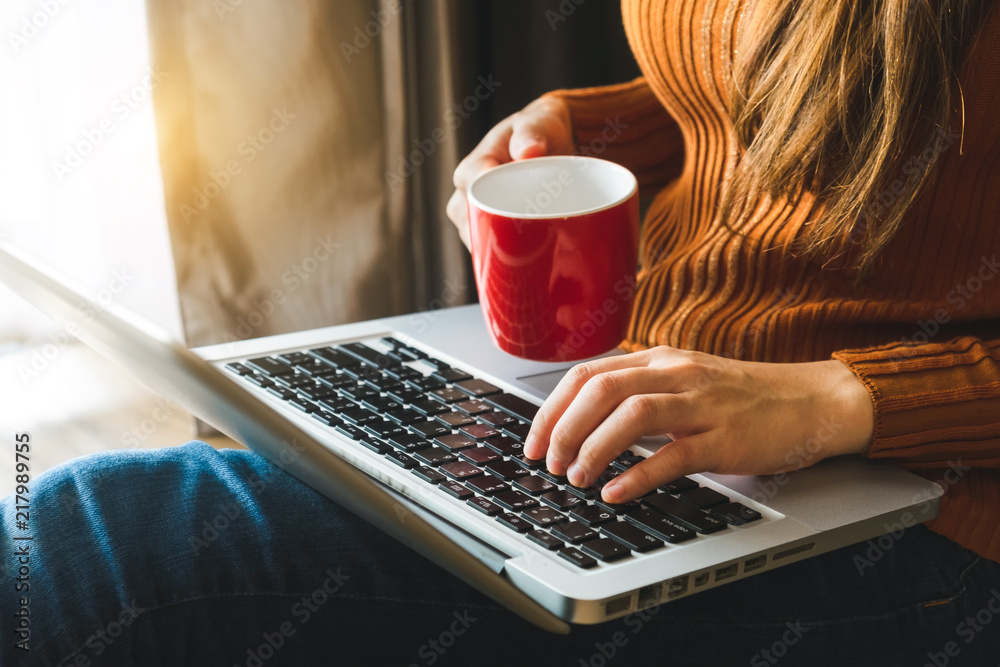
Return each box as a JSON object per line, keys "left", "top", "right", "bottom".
{"left": 225, "top": 337, "right": 762, "bottom": 570}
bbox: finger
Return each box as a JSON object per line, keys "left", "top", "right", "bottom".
{"left": 446, "top": 190, "right": 467, "bottom": 231}
{"left": 525, "top": 351, "right": 659, "bottom": 460}
{"left": 601, "top": 432, "right": 717, "bottom": 503}
{"left": 545, "top": 367, "right": 683, "bottom": 475}
{"left": 567, "top": 392, "right": 697, "bottom": 487}
{"left": 508, "top": 115, "right": 549, "bottom": 161}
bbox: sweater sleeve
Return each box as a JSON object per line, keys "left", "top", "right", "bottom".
{"left": 543, "top": 77, "right": 684, "bottom": 197}
{"left": 831, "top": 336, "right": 1000, "bottom": 468}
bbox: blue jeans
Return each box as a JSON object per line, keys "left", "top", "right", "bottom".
{"left": 2, "top": 442, "right": 999, "bottom": 666}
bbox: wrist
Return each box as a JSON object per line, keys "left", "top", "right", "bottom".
{"left": 823, "top": 359, "right": 875, "bottom": 458}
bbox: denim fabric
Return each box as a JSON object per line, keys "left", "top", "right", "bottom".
{"left": 2, "top": 441, "right": 999, "bottom": 666}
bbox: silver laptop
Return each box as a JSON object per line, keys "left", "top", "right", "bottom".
{"left": 0, "top": 242, "right": 943, "bottom": 631}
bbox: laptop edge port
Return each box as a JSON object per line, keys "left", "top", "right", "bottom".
{"left": 667, "top": 576, "right": 689, "bottom": 599}
{"left": 638, "top": 584, "right": 662, "bottom": 608}
{"left": 744, "top": 554, "right": 767, "bottom": 573}
{"left": 715, "top": 563, "right": 738, "bottom": 581}
{"left": 605, "top": 595, "right": 632, "bottom": 617}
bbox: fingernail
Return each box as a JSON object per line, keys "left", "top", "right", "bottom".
{"left": 567, "top": 462, "right": 586, "bottom": 488}
{"left": 523, "top": 433, "right": 539, "bottom": 458}
{"left": 548, "top": 457, "right": 566, "bottom": 475}
{"left": 602, "top": 480, "right": 625, "bottom": 504}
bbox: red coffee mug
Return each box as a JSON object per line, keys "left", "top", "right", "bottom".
{"left": 467, "top": 155, "right": 639, "bottom": 361}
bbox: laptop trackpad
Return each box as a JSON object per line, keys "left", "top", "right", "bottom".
{"left": 515, "top": 368, "right": 574, "bottom": 396}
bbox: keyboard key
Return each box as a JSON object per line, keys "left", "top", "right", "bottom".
{"left": 288, "top": 396, "right": 318, "bottom": 413}
{"left": 493, "top": 490, "right": 538, "bottom": 511}
{"left": 513, "top": 476, "right": 558, "bottom": 496}
{"left": 340, "top": 342, "right": 400, "bottom": 368}
{"left": 295, "top": 359, "right": 336, "bottom": 377}
{"left": 661, "top": 476, "right": 699, "bottom": 494}
{"left": 273, "top": 373, "right": 318, "bottom": 389}
{"left": 477, "top": 411, "right": 518, "bottom": 428}
{"left": 408, "top": 376, "right": 447, "bottom": 392}
{"left": 340, "top": 407, "right": 382, "bottom": 426}
{"left": 266, "top": 386, "right": 296, "bottom": 401}
{"left": 502, "top": 423, "right": 531, "bottom": 442}
{"left": 565, "top": 484, "right": 598, "bottom": 500}
{"left": 438, "top": 480, "right": 474, "bottom": 500}
{"left": 343, "top": 365, "right": 384, "bottom": 383}
{"left": 316, "top": 374, "right": 355, "bottom": 391}
{"left": 310, "top": 347, "right": 363, "bottom": 369}
{"left": 710, "top": 502, "right": 762, "bottom": 525}
{"left": 600, "top": 521, "right": 665, "bottom": 553}
{"left": 412, "top": 465, "right": 447, "bottom": 484}
{"left": 410, "top": 421, "right": 451, "bottom": 439}
{"left": 644, "top": 493, "right": 728, "bottom": 534}
{"left": 624, "top": 508, "right": 696, "bottom": 543}
{"left": 430, "top": 387, "right": 467, "bottom": 403}
{"left": 536, "top": 470, "right": 569, "bottom": 485}
{"left": 559, "top": 547, "right": 597, "bottom": 569}
{"left": 334, "top": 424, "right": 365, "bottom": 440}
{"left": 433, "top": 433, "right": 477, "bottom": 452}
{"left": 412, "top": 446, "right": 458, "bottom": 467}
{"left": 484, "top": 460, "right": 530, "bottom": 481}
{"left": 387, "top": 387, "right": 424, "bottom": 404}
{"left": 679, "top": 486, "right": 731, "bottom": 509}
{"left": 311, "top": 410, "right": 342, "bottom": 428}
{"left": 386, "top": 433, "right": 427, "bottom": 452}
{"left": 225, "top": 361, "right": 254, "bottom": 375}
{"left": 244, "top": 373, "right": 273, "bottom": 388}
{"left": 247, "top": 356, "right": 295, "bottom": 376}
{"left": 527, "top": 530, "right": 563, "bottom": 551}
{"left": 340, "top": 385, "right": 380, "bottom": 402}
{"left": 358, "top": 438, "right": 391, "bottom": 455}
{"left": 384, "top": 365, "right": 424, "bottom": 382}
{"left": 454, "top": 378, "right": 502, "bottom": 397}
{"left": 580, "top": 538, "right": 631, "bottom": 563}
{"left": 432, "top": 367, "right": 473, "bottom": 383}
{"left": 515, "top": 456, "right": 545, "bottom": 470}
{"left": 467, "top": 496, "right": 503, "bottom": 517}
{"left": 411, "top": 398, "right": 450, "bottom": 416}
{"left": 458, "top": 423, "right": 499, "bottom": 440}
{"left": 466, "top": 476, "right": 510, "bottom": 496}
{"left": 460, "top": 447, "right": 501, "bottom": 466}
{"left": 551, "top": 520, "right": 599, "bottom": 544}
{"left": 436, "top": 411, "right": 477, "bottom": 428}
{"left": 385, "top": 408, "right": 425, "bottom": 426}
{"left": 361, "top": 396, "right": 404, "bottom": 413}
{"left": 440, "top": 461, "right": 483, "bottom": 481}
{"left": 485, "top": 392, "right": 540, "bottom": 422}
{"left": 496, "top": 513, "right": 532, "bottom": 533}
{"left": 384, "top": 450, "right": 417, "bottom": 469}
{"left": 297, "top": 382, "right": 338, "bottom": 401}
{"left": 483, "top": 435, "right": 523, "bottom": 457}
{"left": 539, "top": 490, "right": 584, "bottom": 511}
{"left": 318, "top": 396, "right": 355, "bottom": 414}
{"left": 522, "top": 507, "right": 568, "bottom": 528}
{"left": 363, "top": 421, "right": 408, "bottom": 441}
{"left": 569, "top": 505, "right": 616, "bottom": 527}
{"left": 454, "top": 399, "right": 493, "bottom": 415}
{"left": 593, "top": 498, "right": 642, "bottom": 516}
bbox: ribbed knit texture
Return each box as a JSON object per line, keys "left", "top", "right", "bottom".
{"left": 548, "top": 0, "right": 1000, "bottom": 562}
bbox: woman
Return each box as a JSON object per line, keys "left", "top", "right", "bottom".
{"left": 4, "top": 1, "right": 999, "bottom": 664}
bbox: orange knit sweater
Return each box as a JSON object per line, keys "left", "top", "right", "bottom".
{"left": 549, "top": 0, "right": 1000, "bottom": 562}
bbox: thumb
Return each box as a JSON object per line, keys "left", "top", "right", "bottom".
{"left": 509, "top": 128, "right": 548, "bottom": 161}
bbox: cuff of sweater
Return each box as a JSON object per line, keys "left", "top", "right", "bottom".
{"left": 832, "top": 338, "right": 1000, "bottom": 467}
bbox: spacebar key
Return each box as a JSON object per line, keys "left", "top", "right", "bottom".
{"left": 485, "top": 392, "right": 539, "bottom": 422}
{"left": 644, "top": 493, "right": 727, "bottom": 534}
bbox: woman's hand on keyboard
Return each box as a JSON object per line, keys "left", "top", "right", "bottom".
{"left": 523, "top": 347, "right": 875, "bottom": 504}
{"left": 447, "top": 95, "right": 574, "bottom": 249}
